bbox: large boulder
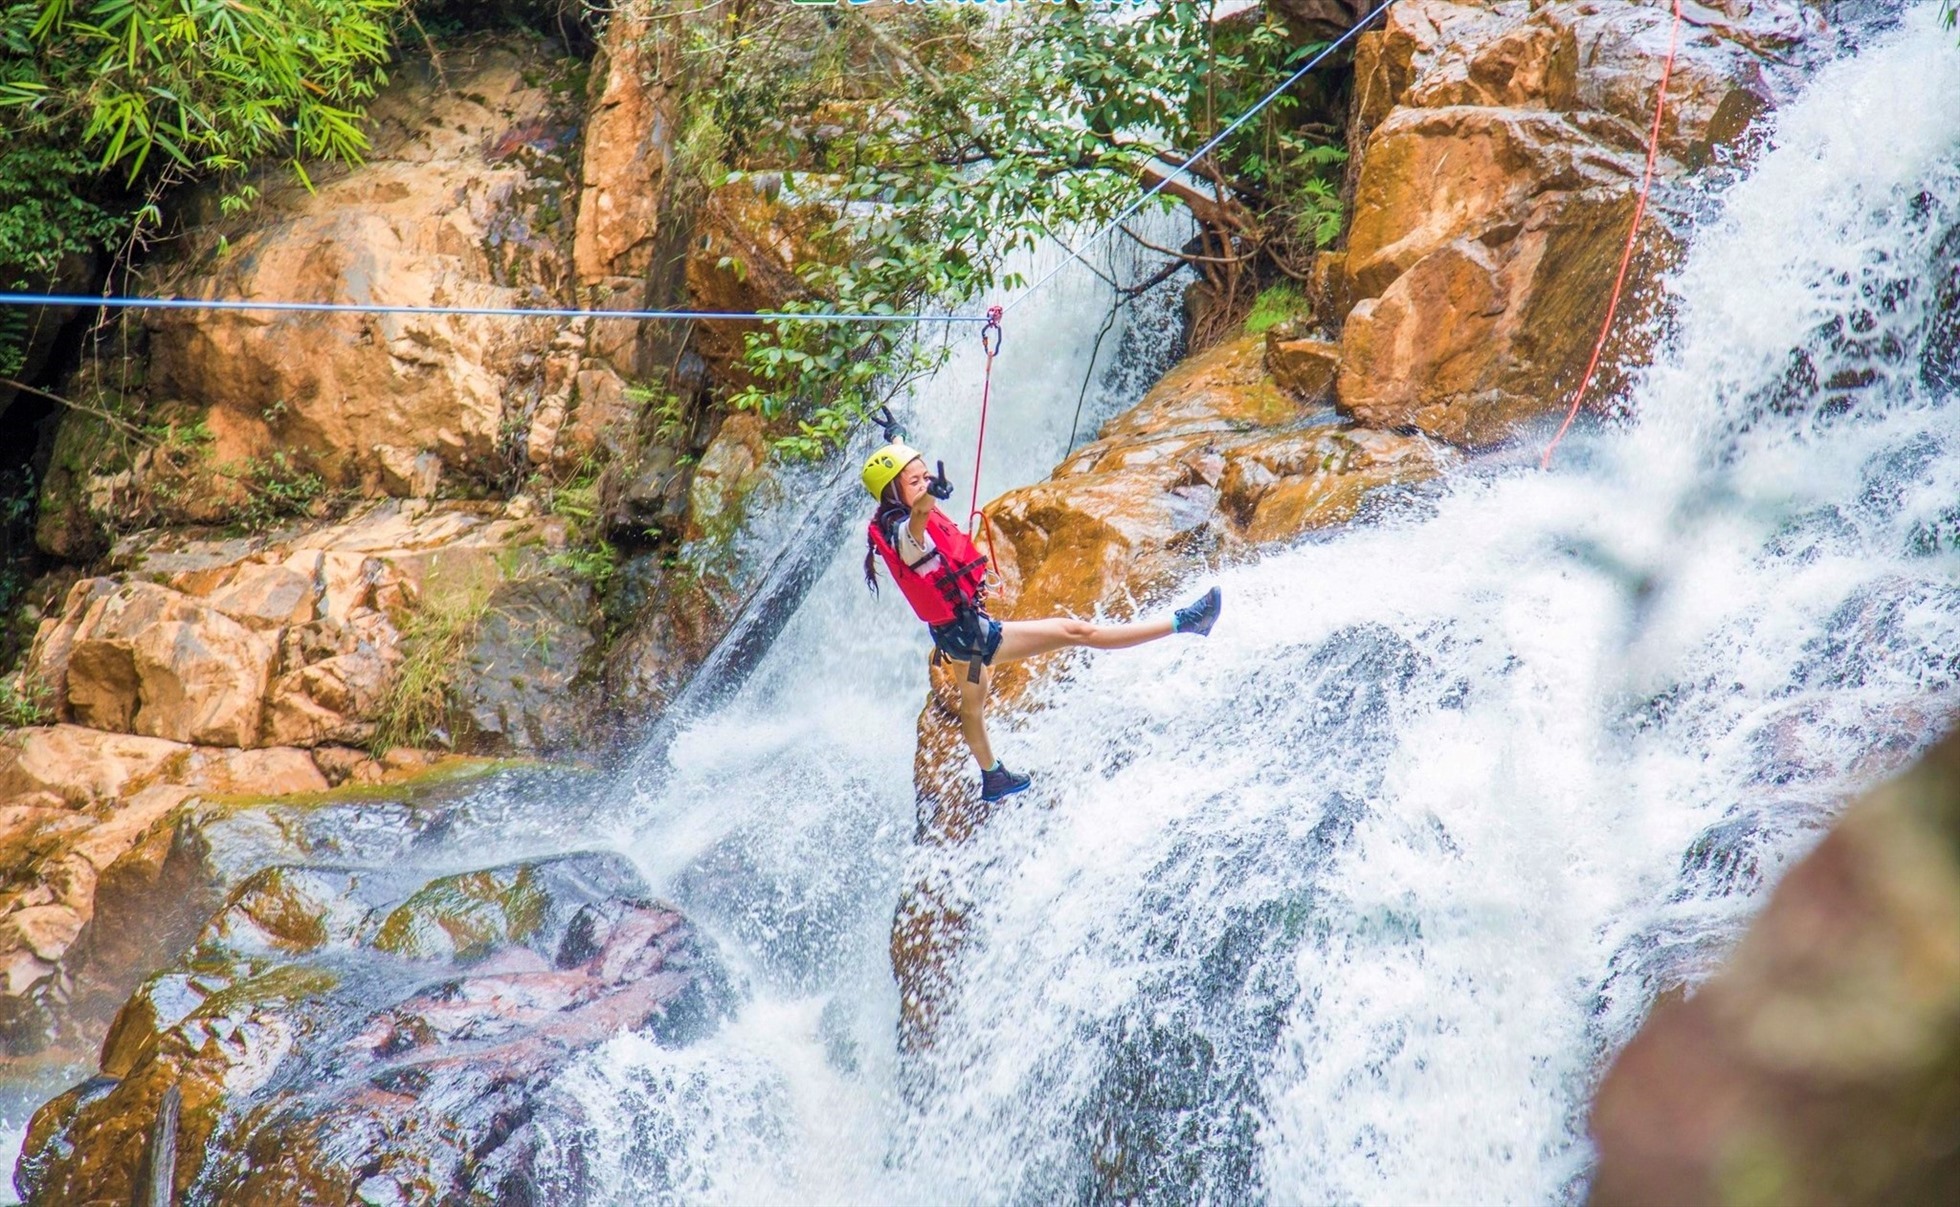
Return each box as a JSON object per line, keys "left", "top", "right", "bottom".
{"left": 62, "top": 582, "right": 275, "bottom": 747}
{"left": 22, "top": 500, "right": 593, "bottom": 755}
{"left": 30, "top": 35, "right": 667, "bottom": 557}
{"left": 137, "top": 41, "right": 586, "bottom": 498}
{"left": 1589, "top": 729, "right": 1960, "bottom": 1206}
{"left": 1332, "top": 0, "right": 1804, "bottom": 445}
{"left": 16, "top": 852, "right": 730, "bottom": 1206}
{"left": 985, "top": 334, "right": 1444, "bottom": 627}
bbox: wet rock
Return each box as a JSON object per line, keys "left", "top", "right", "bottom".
{"left": 0, "top": 724, "right": 333, "bottom": 1058}
{"left": 1336, "top": 0, "right": 1795, "bottom": 445}
{"left": 685, "top": 411, "right": 776, "bottom": 546}
{"left": 1922, "top": 222, "right": 1960, "bottom": 393}
{"left": 17, "top": 852, "right": 731, "bottom": 1206}
{"left": 1589, "top": 729, "right": 1960, "bottom": 1206}
{"left": 0, "top": 725, "right": 504, "bottom": 1060}
{"left": 455, "top": 574, "right": 597, "bottom": 754}
{"left": 601, "top": 556, "right": 742, "bottom": 725}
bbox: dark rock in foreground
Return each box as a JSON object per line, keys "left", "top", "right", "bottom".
{"left": 16, "top": 851, "right": 730, "bottom": 1205}
{"left": 1589, "top": 729, "right": 1960, "bottom": 1206}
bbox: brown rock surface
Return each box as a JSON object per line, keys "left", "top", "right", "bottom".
{"left": 575, "top": 3, "right": 675, "bottom": 292}
{"left": 27, "top": 33, "right": 685, "bottom": 553}
{"left": 63, "top": 582, "right": 275, "bottom": 746}
{"left": 983, "top": 334, "right": 1444, "bottom": 628}
{"left": 1589, "top": 730, "right": 1960, "bottom": 1207}
{"left": 1335, "top": 0, "right": 1798, "bottom": 445}
{"left": 1267, "top": 332, "right": 1342, "bottom": 403}
{"left": 136, "top": 42, "right": 584, "bottom": 498}
{"left": 0, "top": 726, "right": 334, "bottom": 1055}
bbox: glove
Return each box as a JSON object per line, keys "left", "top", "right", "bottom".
{"left": 926, "top": 460, "right": 955, "bottom": 501}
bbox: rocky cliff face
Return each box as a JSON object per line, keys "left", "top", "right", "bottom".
{"left": 893, "top": 0, "right": 1818, "bottom": 1049}
{"left": 0, "top": 0, "right": 1852, "bottom": 1195}
{"left": 0, "top": 9, "right": 801, "bottom": 1074}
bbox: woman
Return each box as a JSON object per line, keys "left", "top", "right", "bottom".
{"left": 862, "top": 439, "right": 1221, "bottom": 802}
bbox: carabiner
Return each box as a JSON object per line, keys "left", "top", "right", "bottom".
{"left": 980, "top": 303, "right": 1003, "bottom": 358}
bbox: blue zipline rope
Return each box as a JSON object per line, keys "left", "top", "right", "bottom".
{"left": 1005, "top": 0, "right": 1396, "bottom": 313}
{"left": 0, "top": 293, "right": 986, "bottom": 325}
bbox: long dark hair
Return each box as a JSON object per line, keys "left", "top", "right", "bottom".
{"left": 864, "top": 482, "right": 909, "bottom": 594}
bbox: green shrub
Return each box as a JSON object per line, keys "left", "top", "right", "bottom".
{"left": 371, "top": 576, "right": 493, "bottom": 752}
{"left": 0, "top": 672, "right": 54, "bottom": 728}
{"left": 694, "top": 1, "right": 1354, "bottom": 454}
{"left": 0, "top": 0, "right": 416, "bottom": 374}
{"left": 1244, "top": 285, "right": 1309, "bottom": 336}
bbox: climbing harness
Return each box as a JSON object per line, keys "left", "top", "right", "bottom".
{"left": 1540, "top": 0, "right": 1685, "bottom": 469}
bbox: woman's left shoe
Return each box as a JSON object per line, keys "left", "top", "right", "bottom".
{"left": 1173, "top": 586, "right": 1222, "bottom": 636}
{"left": 981, "top": 763, "right": 1032, "bottom": 802}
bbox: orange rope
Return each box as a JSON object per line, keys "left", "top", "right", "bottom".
{"left": 967, "top": 306, "right": 1009, "bottom": 596}
{"left": 1541, "top": 0, "right": 1685, "bottom": 469}
{"left": 968, "top": 305, "right": 1004, "bottom": 529}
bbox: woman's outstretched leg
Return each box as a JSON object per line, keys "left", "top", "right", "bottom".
{"left": 994, "top": 616, "right": 1169, "bottom": 663}
{"left": 992, "top": 587, "right": 1221, "bottom": 665}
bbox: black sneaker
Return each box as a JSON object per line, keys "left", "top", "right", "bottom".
{"left": 1173, "top": 586, "right": 1222, "bottom": 636}
{"left": 981, "top": 763, "right": 1032, "bottom": 802}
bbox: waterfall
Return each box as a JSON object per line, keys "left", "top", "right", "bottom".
{"left": 560, "top": 6, "right": 1960, "bottom": 1202}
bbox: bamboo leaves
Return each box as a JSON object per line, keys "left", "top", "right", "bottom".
{"left": 3, "top": 0, "right": 404, "bottom": 184}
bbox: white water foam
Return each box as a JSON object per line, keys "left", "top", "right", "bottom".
{"left": 564, "top": 7, "right": 1960, "bottom": 1201}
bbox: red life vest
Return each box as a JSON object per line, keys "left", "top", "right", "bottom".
{"left": 868, "top": 507, "right": 988, "bottom": 625}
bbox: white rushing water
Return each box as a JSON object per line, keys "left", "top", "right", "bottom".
{"left": 565, "top": 7, "right": 1960, "bottom": 1202}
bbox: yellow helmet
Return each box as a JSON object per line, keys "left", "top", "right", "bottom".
{"left": 862, "top": 441, "right": 924, "bottom": 500}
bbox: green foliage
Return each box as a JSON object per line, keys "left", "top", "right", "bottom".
{"left": 624, "top": 379, "right": 690, "bottom": 446}
{"left": 693, "top": 0, "right": 1351, "bottom": 455}
{"left": 1244, "top": 283, "right": 1308, "bottom": 336}
{"left": 548, "top": 539, "right": 618, "bottom": 596}
{"left": 229, "top": 450, "right": 330, "bottom": 530}
{"left": 536, "top": 452, "right": 620, "bottom": 594}
{"left": 0, "top": 0, "right": 406, "bottom": 183}
{"left": 0, "top": 0, "right": 417, "bottom": 376}
{"left": 0, "top": 144, "right": 126, "bottom": 373}
{"left": 0, "top": 671, "right": 54, "bottom": 728}
{"left": 372, "top": 574, "right": 493, "bottom": 751}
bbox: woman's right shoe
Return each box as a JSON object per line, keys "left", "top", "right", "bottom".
{"left": 981, "top": 763, "right": 1032, "bottom": 802}
{"left": 1173, "top": 586, "right": 1222, "bottom": 636}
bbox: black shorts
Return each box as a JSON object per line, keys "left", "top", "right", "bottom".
{"left": 930, "top": 607, "right": 1003, "bottom": 666}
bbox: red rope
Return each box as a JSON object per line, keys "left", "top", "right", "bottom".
{"left": 1541, "top": 0, "right": 1684, "bottom": 470}
{"left": 968, "top": 305, "right": 1004, "bottom": 532}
